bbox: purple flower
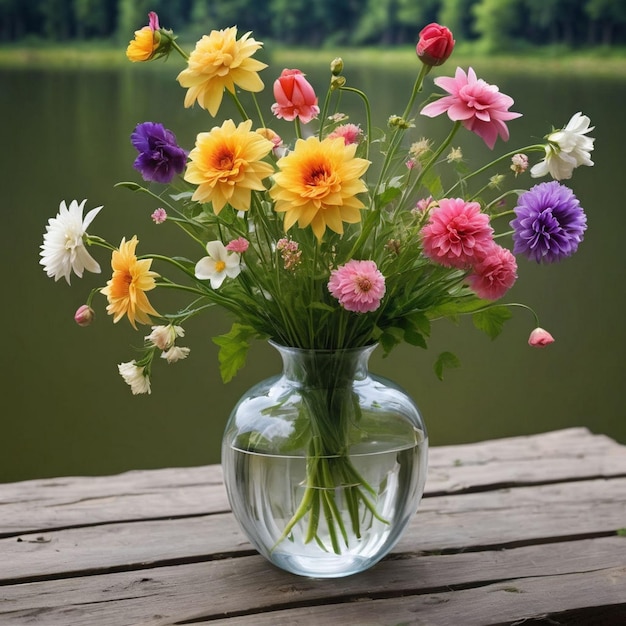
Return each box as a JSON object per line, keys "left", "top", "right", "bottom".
{"left": 510, "top": 181, "right": 587, "bottom": 263}
{"left": 131, "top": 122, "right": 187, "bottom": 184}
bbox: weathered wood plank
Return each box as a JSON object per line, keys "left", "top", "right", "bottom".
{"left": 200, "top": 567, "right": 626, "bottom": 626}
{"left": 1, "top": 537, "right": 624, "bottom": 626}
{"left": 2, "top": 478, "right": 625, "bottom": 583}
{"left": 2, "top": 428, "right": 625, "bottom": 536}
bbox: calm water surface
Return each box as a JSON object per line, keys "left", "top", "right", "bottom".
{"left": 1, "top": 60, "right": 624, "bottom": 482}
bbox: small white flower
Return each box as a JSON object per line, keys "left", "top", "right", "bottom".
{"left": 195, "top": 240, "right": 241, "bottom": 289}
{"left": 161, "top": 345, "right": 191, "bottom": 363}
{"left": 145, "top": 324, "right": 185, "bottom": 350}
{"left": 531, "top": 112, "right": 595, "bottom": 181}
{"left": 118, "top": 361, "right": 151, "bottom": 395}
{"left": 40, "top": 199, "right": 103, "bottom": 284}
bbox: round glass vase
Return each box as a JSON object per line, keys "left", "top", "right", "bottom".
{"left": 221, "top": 342, "right": 428, "bottom": 578}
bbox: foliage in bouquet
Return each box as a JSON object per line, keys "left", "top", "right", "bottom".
{"left": 40, "top": 15, "right": 593, "bottom": 394}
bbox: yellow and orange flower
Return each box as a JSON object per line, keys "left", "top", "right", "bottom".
{"left": 101, "top": 236, "right": 159, "bottom": 329}
{"left": 184, "top": 119, "right": 275, "bottom": 214}
{"left": 176, "top": 27, "right": 267, "bottom": 116}
{"left": 126, "top": 26, "right": 159, "bottom": 63}
{"left": 269, "top": 136, "right": 371, "bottom": 240}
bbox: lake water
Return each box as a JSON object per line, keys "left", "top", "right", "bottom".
{"left": 1, "top": 59, "right": 624, "bottom": 482}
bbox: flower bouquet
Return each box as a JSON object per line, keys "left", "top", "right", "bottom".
{"left": 40, "top": 15, "right": 593, "bottom": 575}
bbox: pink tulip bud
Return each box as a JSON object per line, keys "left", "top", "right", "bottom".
{"left": 148, "top": 12, "right": 160, "bottom": 31}
{"left": 416, "top": 23, "right": 455, "bottom": 67}
{"left": 271, "top": 69, "right": 320, "bottom": 124}
{"left": 528, "top": 327, "right": 555, "bottom": 347}
{"left": 74, "top": 304, "right": 95, "bottom": 327}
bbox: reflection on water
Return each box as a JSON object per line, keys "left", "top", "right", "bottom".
{"left": 1, "top": 61, "right": 624, "bottom": 482}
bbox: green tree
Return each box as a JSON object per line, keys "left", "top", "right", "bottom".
{"left": 116, "top": 0, "right": 151, "bottom": 42}
{"left": 472, "top": 0, "right": 523, "bottom": 51}
{"left": 73, "top": 0, "right": 110, "bottom": 39}
{"left": 439, "top": 0, "right": 479, "bottom": 42}
{"left": 585, "top": 0, "right": 626, "bottom": 45}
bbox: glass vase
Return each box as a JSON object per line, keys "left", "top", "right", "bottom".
{"left": 221, "top": 342, "right": 428, "bottom": 578}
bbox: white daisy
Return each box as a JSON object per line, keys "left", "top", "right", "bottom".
{"left": 531, "top": 112, "right": 595, "bottom": 181}
{"left": 161, "top": 345, "right": 191, "bottom": 363}
{"left": 145, "top": 324, "right": 185, "bottom": 350}
{"left": 40, "top": 199, "right": 103, "bottom": 284}
{"left": 194, "top": 240, "right": 241, "bottom": 289}
{"left": 118, "top": 361, "right": 151, "bottom": 395}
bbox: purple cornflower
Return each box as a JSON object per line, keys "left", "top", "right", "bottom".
{"left": 510, "top": 181, "right": 587, "bottom": 263}
{"left": 131, "top": 122, "right": 187, "bottom": 184}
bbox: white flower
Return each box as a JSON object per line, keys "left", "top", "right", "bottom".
{"left": 161, "top": 345, "right": 191, "bottom": 363}
{"left": 145, "top": 324, "right": 185, "bottom": 350}
{"left": 531, "top": 112, "right": 595, "bottom": 181}
{"left": 195, "top": 240, "right": 241, "bottom": 289}
{"left": 118, "top": 361, "right": 151, "bottom": 395}
{"left": 40, "top": 199, "right": 103, "bottom": 284}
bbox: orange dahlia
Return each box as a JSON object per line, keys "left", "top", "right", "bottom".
{"left": 184, "top": 119, "right": 274, "bottom": 214}
{"left": 101, "top": 236, "right": 159, "bottom": 329}
{"left": 269, "top": 136, "right": 370, "bottom": 240}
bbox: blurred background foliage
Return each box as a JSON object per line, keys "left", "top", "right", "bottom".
{"left": 1, "top": 0, "right": 626, "bottom": 51}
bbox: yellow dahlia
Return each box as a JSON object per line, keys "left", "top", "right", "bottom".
{"left": 184, "top": 119, "right": 275, "bottom": 214}
{"left": 177, "top": 27, "right": 267, "bottom": 116}
{"left": 269, "top": 136, "right": 370, "bottom": 240}
{"left": 101, "top": 236, "right": 160, "bottom": 329}
{"left": 126, "top": 27, "right": 158, "bottom": 62}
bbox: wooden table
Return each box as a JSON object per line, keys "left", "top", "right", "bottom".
{"left": 2, "top": 427, "right": 626, "bottom": 625}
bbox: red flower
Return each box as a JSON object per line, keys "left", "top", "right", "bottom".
{"left": 271, "top": 69, "right": 320, "bottom": 124}
{"left": 416, "top": 23, "right": 455, "bottom": 67}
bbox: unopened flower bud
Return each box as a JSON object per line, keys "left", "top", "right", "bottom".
{"left": 330, "top": 75, "right": 346, "bottom": 90}
{"left": 74, "top": 304, "right": 95, "bottom": 327}
{"left": 528, "top": 327, "right": 555, "bottom": 347}
{"left": 489, "top": 174, "right": 505, "bottom": 189}
{"left": 388, "top": 115, "right": 413, "bottom": 130}
{"left": 416, "top": 23, "right": 455, "bottom": 67}
{"left": 330, "top": 57, "right": 344, "bottom": 76}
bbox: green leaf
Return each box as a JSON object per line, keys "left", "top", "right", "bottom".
{"left": 379, "top": 327, "right": 404, "bottom": 356}
{"left": 114, "top": 181, "right": 143, "bottom": 192}
{"left": 434, "top": 351, "right": 461, "bottom": 381}
{"left": 472, "top": 306, "right": 513, "bottom": 340}
{"left": 169, "top": 191, "right": 193, "bottom": 201}
{"left": 377, "top": 185, "right": 402, "bottom": 206}
{"left": 212, "top": 323, "right": 257, "bottom": 383}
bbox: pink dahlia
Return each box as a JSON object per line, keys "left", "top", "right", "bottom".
{"left": 421, "top": 198, "right": 494, "bottom": 268}
{"left": 467, "top": 243, "right": 517, "bottom": 300}
{"left": 420, "top": 67, "right": 521, "bottom": 149}
{"left": 328, "top": 260, "right": 386, "bottom": 313}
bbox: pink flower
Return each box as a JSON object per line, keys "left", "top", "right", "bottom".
{"left": 327, "top": 123, "right": 363, "bottom": 145}
{"left": 271, "top": 69, "right": 320, "bottom": 124}
{"left": 328, "top": 260, "right": 386, "bottom": 314}
{"left": 421, "top": 198, "right": 494, "bottom": 268}
{"left": 420, "top": 67, "right": 521, "bottom": 149}
{"left": 416, "top": 23, "right": 455, "bottom": 67}
{"left": 528, "top": 327, "right": 555, "bottom": 347}
{"left": 226, "top": 237, "right": 249, "bottom": 253}
{"left": 467, "top": 243, "right": 517, "bottom": 300}
{"left": 276, "top": 238, "right": 302, "bottom": 270}
{"left": 151, "top": 208, "right": 167, "bottom": 224}
{"left": 148, "top": 11, "right": 160, "bottom": 31}
{"left": 74, "top": 304, "right": 95, "bottom": 327}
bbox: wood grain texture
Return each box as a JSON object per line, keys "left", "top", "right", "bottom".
{"left": 1, "top": 428, "right": 625, "bottom": 626}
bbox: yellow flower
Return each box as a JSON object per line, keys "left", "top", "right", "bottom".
{"left": 269, "top": 136, "right": 370, "bottom": 240}
{"left": 176, "top": 27, "right": 267, "bottom": 116}
{"left": 184, "top": 119, "right": 275, "bottom": 214}
{"left": 101, "top": 236, "right": 159, "bottom": 329}
{"left": 126, "top": 26, "right": 158, "bottom": 62}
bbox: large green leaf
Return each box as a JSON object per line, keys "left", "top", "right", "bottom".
{"left": 212, "top": 323, "right": 257, "bottom": 383}
{"left": 472, "top": 306, "right": 513, "bottom": 340}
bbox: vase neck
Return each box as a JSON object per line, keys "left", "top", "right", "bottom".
{"left": 270, "top": 342, "right": 376, "bottom": 386}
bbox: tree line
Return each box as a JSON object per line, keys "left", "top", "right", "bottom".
{"left": 2, "top": 0, "right": 625, "bottom": 50}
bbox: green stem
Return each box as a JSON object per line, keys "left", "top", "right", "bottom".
{"left": 444, "top": 143, "right": 547, "bottom": 197}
